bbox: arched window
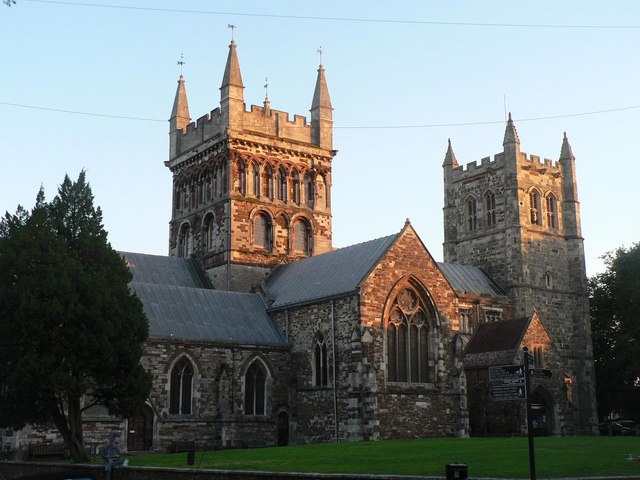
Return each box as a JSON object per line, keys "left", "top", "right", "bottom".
{"left": 197, "top": 175, "right": 205, "bottom": 204}
{"left": 253, "top": 163, "right": 261, "bottom": 197}
{"left": 277, "top": 167, "right": 287, "bottom": 202}
{"left": 174, "top": 185, "right": 181, "bottom": 213}
{"left": 169, "top": 357, "right": 194, "bottom": 415}
{"left": 212, "top": 168, "right": 218, "bottom": 199}
{"left": 466, "top": 197, "right": 478, "bottom": 232}
{"left": 530, "top": 189, "right": 542, "bottom": 225}
{"left": 546, "top": 193, "right": 558, "bottom": 229}
{"left": 205, "top": 172, "right": 212, "bottom": 202}
{"left": 244, "top": 360, "right": 267, "bottom": 416}
{"left": 238, "top": 160, "right": 247, "bottom": 196}
{"left": 203, "top": 213, "right": 215, "bottom": 251}
{"left": 265, "top": 165, "right": 274, "bottom": 200}
{"left": 293, "top": 218, "right": 312, "bottom": 255}
{"left": 386, "top": 285, "right": 433, "bottom": 384}
{"left": 253, "top": 212, "right": 272, "bottom": 251}
{"left": 485, "top": 191, "right": 496, "bottom": 227}
{"left": 178, "top": 223, "right": 192, "bottom": 258}
{"left": 313, "top": 334, "right": 329, "bottom": 387}
{"left": 304, "top": 173, "right": 314, "bottom": 207}
{"left": 292, "top": 171, "right": 301, "bottom": 205}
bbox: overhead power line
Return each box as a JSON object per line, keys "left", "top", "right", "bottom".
{"left": 2, "top": 100, "right": 640, "bottom": 128}
{"left": 20, "top": 0, "right": 640, "bottom": 29}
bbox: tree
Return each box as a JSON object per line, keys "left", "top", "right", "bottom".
{"left": 590, "top": 242, "right": 640, "bottom": 421}
{"left": 0, "top": 172, "right": 151, "bottom": 462}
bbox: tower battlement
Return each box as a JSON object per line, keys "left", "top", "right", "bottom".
{"left": 447, "top": 151, "right": 561, "bottom": 182}
{"left": 173, "top": 104, "right": 318, "bottom": 159}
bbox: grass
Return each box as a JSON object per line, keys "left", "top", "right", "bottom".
{"left": 123, "top": 436, "right": 640, "bottom": 478}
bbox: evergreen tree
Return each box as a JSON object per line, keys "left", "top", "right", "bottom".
{"left": 590, "top": 243, "right": 640, "bottom": 421}
{"left": 0, "top": 172, "right": 151, "bottom": 462}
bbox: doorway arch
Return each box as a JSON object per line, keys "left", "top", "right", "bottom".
{"left": 127, "top": 404, "right": 154, "bottom": 451}
{"left": 530, "top": 388, "right": 554, "bottom": 436}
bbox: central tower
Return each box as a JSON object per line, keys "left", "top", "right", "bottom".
{"left": 166, "top": 42, "right": 335, "bottom": 292}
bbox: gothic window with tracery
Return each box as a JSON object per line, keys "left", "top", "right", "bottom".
{"left": 530, "top": 189, "right": 542, "bottom": 225}
{"left": 546, "top": 193, "right": 558, "bottom": 229}
{"left": 466, "top": 197, "right": 478, "bottom": 232}
{"left": 313, "top": 334, "right": 329, "bottom": 387}
{"left": 459, "top": 308, "right": 472, "bottom": 334}
{"left": 244, "top": 360, "right": 267, "bottom": 416}
{"left": 169, "top": 357, "right": 194, "bottom": 415}
{"left": 485, "top": 191, "right": 496, "bottom": 227}
{"left": 386, "top": 285, "right": 433, "bottom": 384}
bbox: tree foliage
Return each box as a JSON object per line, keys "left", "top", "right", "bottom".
{"left": 0, "top": 172, "right": 151, "bottom": 462}
{"left": 590, "top": 243, "right": 640, "bottom": 420}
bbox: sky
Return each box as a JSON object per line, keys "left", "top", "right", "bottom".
{"left": 2, "top": 0, "right": 640, "bottom": 276}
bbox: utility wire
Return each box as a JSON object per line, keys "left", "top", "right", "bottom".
{"left": 2, "top": 100, "right": 640, "bottom": 128}
{"left": 20, "top": 0, "right": 640, "bottom": 29}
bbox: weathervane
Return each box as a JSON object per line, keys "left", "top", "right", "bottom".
{"left": 317, "top": 46, "right": 324, "bottom": 65}
{"left": 264, "top": 77, "right": 269, "bottom": 99}
{"left": 177, "top": 53, "right": 185, "bottom": 75}
{"left": 228, "top": 24, "right": 237, "bottom": 41}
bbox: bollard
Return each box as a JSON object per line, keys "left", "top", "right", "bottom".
{"left": 445, "top": 462, "right": 468, "bottom": 480}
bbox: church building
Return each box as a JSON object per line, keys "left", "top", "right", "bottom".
{"left": 4, "top": 40, "right": 598, "bottom": 453}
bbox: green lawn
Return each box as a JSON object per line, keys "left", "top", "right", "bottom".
{"left": 124, "top": 436, "right": 640, "bottom": 478}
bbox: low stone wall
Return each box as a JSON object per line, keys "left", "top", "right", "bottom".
{"left": 0, "top": 461, "right": 441, "bottom": 480}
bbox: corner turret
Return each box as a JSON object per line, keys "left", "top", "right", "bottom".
{"left": 310, "top": 64, "right": 333, "bottom": 149}
{"left": 169, "top": 74, "right": 191, "bottom": 159}
{"left": 503, "top": 112, "right": 521, "bottom": 163}
{"left": 559, "top": 132, "right": 581, "bottom": 237}
{"left": 443, "top": 138, "right": 459, "bottom": 168}
{"left": 220, "top": 40, "right": 245, "bottom": 122}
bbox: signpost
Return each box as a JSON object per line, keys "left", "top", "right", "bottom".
{"left": 489, "top": 364, "right": 526, "bottom": 382}
{"left": 490, "top": 383, "right": 526, "bottom": 401}
{"left": 488, "top": 354, "right": 555, "bottom": 479}
{"left": 529, "top": 368, "right": 553, "bottom": 379}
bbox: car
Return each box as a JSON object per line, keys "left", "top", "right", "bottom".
{"left": 599, "top": 420, "right": 636, "bottom": 436}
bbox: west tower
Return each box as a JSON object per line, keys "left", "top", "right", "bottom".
{"left": 166, "top": 42, "right": 335, "bottom": 292}
{"left": 443, "top": 115, "right": 597, "bottom": 433}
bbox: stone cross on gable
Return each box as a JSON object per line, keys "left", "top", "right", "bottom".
{"left": 317, "top": 46, "right": 324, "bottom": 65}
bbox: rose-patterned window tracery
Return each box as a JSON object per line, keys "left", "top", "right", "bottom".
{"left": 386, "top": 286, "right": 432, "bottom": 384}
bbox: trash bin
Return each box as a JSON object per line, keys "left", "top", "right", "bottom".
{"left": 187, "top": 449, "right": 195, "bottom": 465}
{"left": 445, "top": 462, "right": 468, "bottom": 479}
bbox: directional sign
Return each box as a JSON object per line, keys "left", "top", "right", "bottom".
{"left": 490, "top": 383, "right": 527, "bottom": 401}
{"left": 529, "top": 368, "right": 553, "bottom": 379}
{"left": 489, "top": 364, "right": 525, "bottom": 383}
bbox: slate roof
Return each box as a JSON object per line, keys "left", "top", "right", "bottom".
{"left": 437, "top": 262, "right": 505, "bottom": 296}
{"left": 463, "top": 317, "right": 530, "bottom": 367}
{"left": 121, "top": 252, "right": 286, "bottom": 346}
{"left": 122, "top": 252, "right": 212, "bottom": 289}
{"left": 130, "top": 282, "right": 286, "bottom": 345}
{"left": 265, "top": 234, "right": 398, "bottom": 309}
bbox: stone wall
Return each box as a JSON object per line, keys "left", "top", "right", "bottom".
{"left": 142, "top": 338, "right": 291, "bottom": 450}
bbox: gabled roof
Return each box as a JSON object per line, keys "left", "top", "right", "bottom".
{"left": 122, "top": 252, "right": 213, "bottom": 289}
{"left": 437, "top": 262, "right": 505, "bottom": 296}
{"left": 131, "top": 282, "right": 286, "bottom": 346}
{"left": 463, "top": 317, "right": 530, "bottom": 367}
{"left": 265, "top": 233, "right": 398, "bottom": 309}
{"left": 122, "top": 252, "right": 285, "bottom": 346}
